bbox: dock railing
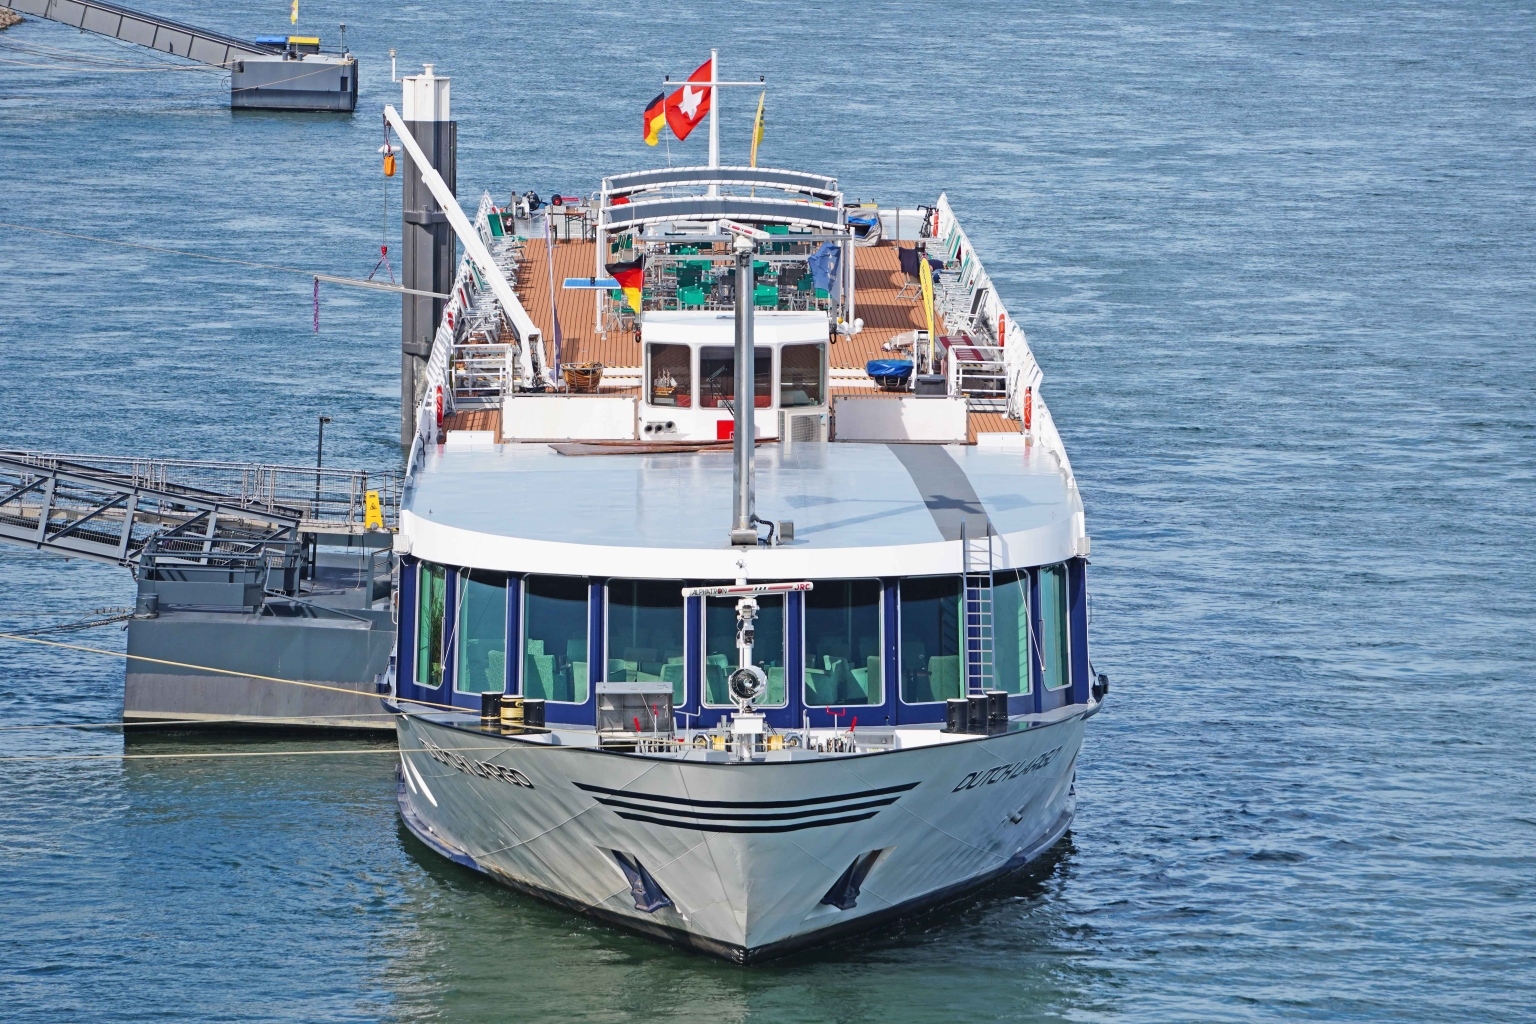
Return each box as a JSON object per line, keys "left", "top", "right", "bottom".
{"left": 0, "top": 451, "right": 400, "bottom": 530}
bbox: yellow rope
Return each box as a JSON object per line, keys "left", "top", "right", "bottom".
{"left": 0, "top": 744, "right": 527, "bottom": 763}
{"left": 0, "top": 631, "right": 467, "bottom": 714}
{"left": 0, "top": 712, "right": 398, "bottom": 732}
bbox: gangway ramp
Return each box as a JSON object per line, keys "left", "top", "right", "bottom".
{"left": 0, "top": 451, "right": 397, "bottom": 570}
{"left": 8, "top": 0, "right": 275, "bottom": 66}
{"left": 8, "top": 0, "right": 358, "bottom": 111}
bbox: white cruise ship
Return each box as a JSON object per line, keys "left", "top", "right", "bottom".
{"left": 380, "top": 63, "right": 1104, "bottom": 962}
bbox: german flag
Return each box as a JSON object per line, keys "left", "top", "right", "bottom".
{"left": 643, "top": 92, "right": 666, "bottom": 146}
{"left": 606, "top": 257, "right": 644, "bottom": 313}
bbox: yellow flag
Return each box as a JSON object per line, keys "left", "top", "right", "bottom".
{"left": 290, "top": 0, "right": 298, "bottom": 24}
{"left": 749, "top": 90, "right": 765, "bottom": 168}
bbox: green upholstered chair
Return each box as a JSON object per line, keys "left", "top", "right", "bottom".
{"left": 661, "top": 661, "right": 686, "bottom": 703}
{"left": 525, "top": 652, "right": 555, "bottom": 699}
{"left": 805, "top": 667, "right": 837, "bottom": 707}
{"left": 928, "top": 655, "right": 961, "bottom": 702}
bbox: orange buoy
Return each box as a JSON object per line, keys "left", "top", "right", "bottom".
{"left": 1023, "top": 386, "right": 1033, "bottom": 430}
{"left": 383, "top": 153, "right": 397, "bottom": 177}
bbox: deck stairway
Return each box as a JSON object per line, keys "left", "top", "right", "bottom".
{"left": 450, "top": 199, "right": 526, "bottom": 408}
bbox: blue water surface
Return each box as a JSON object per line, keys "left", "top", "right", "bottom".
{"left": 1, "top": 1, "right": 1533, "bottom": 1021}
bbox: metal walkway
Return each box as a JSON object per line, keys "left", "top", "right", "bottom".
{"left": 8, "top": 0, "right": 278, "bottom": 68}
{"left": 0, "top": 451, "right": 397, "bottom": 570}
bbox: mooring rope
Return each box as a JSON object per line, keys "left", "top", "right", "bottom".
{"left": 0, "top": 744, "right": 524, "bottom": 763}
{"left": 0, "top": 630, "right": 467, "bottom": 715}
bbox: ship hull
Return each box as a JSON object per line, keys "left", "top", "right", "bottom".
{"left": 393, "top": 709, "right": 1087, "bottom": 962}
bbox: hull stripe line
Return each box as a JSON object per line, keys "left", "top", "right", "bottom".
{"left": 593, "top": 795, "right": 900, "bottom": 821}
{"left": 574, "top": 780, "right": 918, "bottom": 809}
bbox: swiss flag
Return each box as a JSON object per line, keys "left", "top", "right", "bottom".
{"left": 664, "top": 57, "right": 712, "bottom": 142}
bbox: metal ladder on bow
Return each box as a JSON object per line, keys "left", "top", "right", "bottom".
{"left": 962, "top": 521, "right": 995, "bottom": 695}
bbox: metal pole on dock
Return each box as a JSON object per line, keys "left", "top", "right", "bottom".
{"left": 314, "top": 414, "right": 330, "bottom": 518}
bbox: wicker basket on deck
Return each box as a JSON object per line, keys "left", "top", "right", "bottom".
{"left": 562, "top": 362, "right": 605, "bottom": 393}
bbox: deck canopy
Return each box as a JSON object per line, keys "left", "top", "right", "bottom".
{"left": 602, "top": 166, "right": 840, "bottom": 201}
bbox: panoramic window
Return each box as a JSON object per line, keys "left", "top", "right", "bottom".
{"left": 992, "top": 570, "right": 1033, "bottom": 695}
{"left": 698, "top": 346, "right": 771, "bottom": 409}
{"left": 647, "top": 343, "right": 692, "bottom": 407}
{"left": 455, "top": 571, "right": 506, "bottom": 694}
{"left": 703, "top": 594, "right": 786, "bottom": 707}
{"left": 1040, "top": 564, "right": 1071, "bottom": 691}
{"left": 606, "top": 580, "right": 686, "bottom": 703}
{"left": 415, "top": 562, "right": 446, "bottom": 689}
{"left": 523, "top": 575, "right": 589, "bottom": 703}
{"left": 779, "top": 343, "right": 825, "bottom": 407}
{"left": 804, "top": 580, "right": 882, "bottom": 706}
{"left": 899, "top": 576, "right": 963, "bottom": 703}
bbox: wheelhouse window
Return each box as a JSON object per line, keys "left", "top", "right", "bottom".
{"left": 779, "top": 342, "right": 825, "bottom": 407}
{"left": 523, "top": 575, "right": 588, "bottom": 703}
{"left": 698, "top": 346, "right": 771, "bottom": 408}
{"left": 1040, "top": 563, "right": 1071, "bottom": 690}
{"left": 647, "top": 343, "right": 692, "bottom": 407}
{"left": 703, "top": 594, "right": 786, "bottom": 707}
{"left": 899, "top": 576, "right": 963, "bottom": 703}
{"left": 415, "top": 562, "right": 446, "bottom": 689}
{"left": 804, "top": 579, "right": 881, "bottom": 706}
{"left": 992, "top": 570, "right": 1033, "bottom": 695}
{"left": 455, "top": 570, "right": 506, "bottom": 694}
{"left": 606, "top": 580, "right": 686, "bottom": 703}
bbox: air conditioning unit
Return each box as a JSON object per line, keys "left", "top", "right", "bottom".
{"left": 779, "top": 410, "right": 828, "bottom": 452}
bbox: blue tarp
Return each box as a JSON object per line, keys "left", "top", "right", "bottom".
{"left": 807, "top": 241, "right": 842, "bottom": 303}
{"left": 866, "top": 359, "right": 914, "bottom": 379}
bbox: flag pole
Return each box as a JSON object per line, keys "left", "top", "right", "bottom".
{"left": 707, "top": 48, "right": 719, "bottom": 196}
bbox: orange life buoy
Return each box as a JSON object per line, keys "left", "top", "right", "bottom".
{"left": 383, "top": 153, "right": 396, "bottom": 177}
{"left": 1023, "top": 386, "right": 1033, "bottom": 430}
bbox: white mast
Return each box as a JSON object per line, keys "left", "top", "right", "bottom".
{"left": 707, "top": 48, "right": 719, "bottom": 197}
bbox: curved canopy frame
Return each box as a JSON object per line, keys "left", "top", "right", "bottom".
{"left": 601, "top": 194, "right": 845, "bottom": 233}
{"left": 602, "top": 165, "right": 840, "bottom": 200}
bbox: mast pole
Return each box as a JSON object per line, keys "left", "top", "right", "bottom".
{"left": 730, "top": 232, "right": 756, "bottom": 546}
{"left": 708, "top": 48, "right": 719, "bottom": 197}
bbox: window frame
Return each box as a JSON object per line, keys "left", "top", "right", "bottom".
{"left": 700, "top": 593, "right": 789, "bottom": 709}
{"left": 519, "top": 573, "right": 592, "bottom": 705}
{"left": 603, "top": 578, "right": 690, "bottom": 705}
{"left": 698, "top": 345, "right": 772, "bottom": 410}
{"left": 896, "top": 574, "right": 966, "bottom": 705}
{"left": 801, "top": 577, "right": 885, "bottom": 708}
{"left": 414, "top": 561, "right": 446, "bottom": 690}
{"left": 777, "top": 341, "right": 828, "bottom": 409}
{"left": 645, "top": 341, "right": 695, "bottom": 408}
{"left": 453, "top": 569, "right": 508, "bottom": 696}
{"left": 990, "top": 568, "right": 1035, "bottom": 697}
{"left": 1039, "top": 562, "right": 1073, "bottom": 691}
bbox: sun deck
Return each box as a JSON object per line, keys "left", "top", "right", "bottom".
{"left": 444, "top": 232, "right": 1020, "bottom": 444}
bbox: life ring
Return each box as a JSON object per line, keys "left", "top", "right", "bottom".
{"left": 552, "top": 194, "right": 564, "bottom": 207}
